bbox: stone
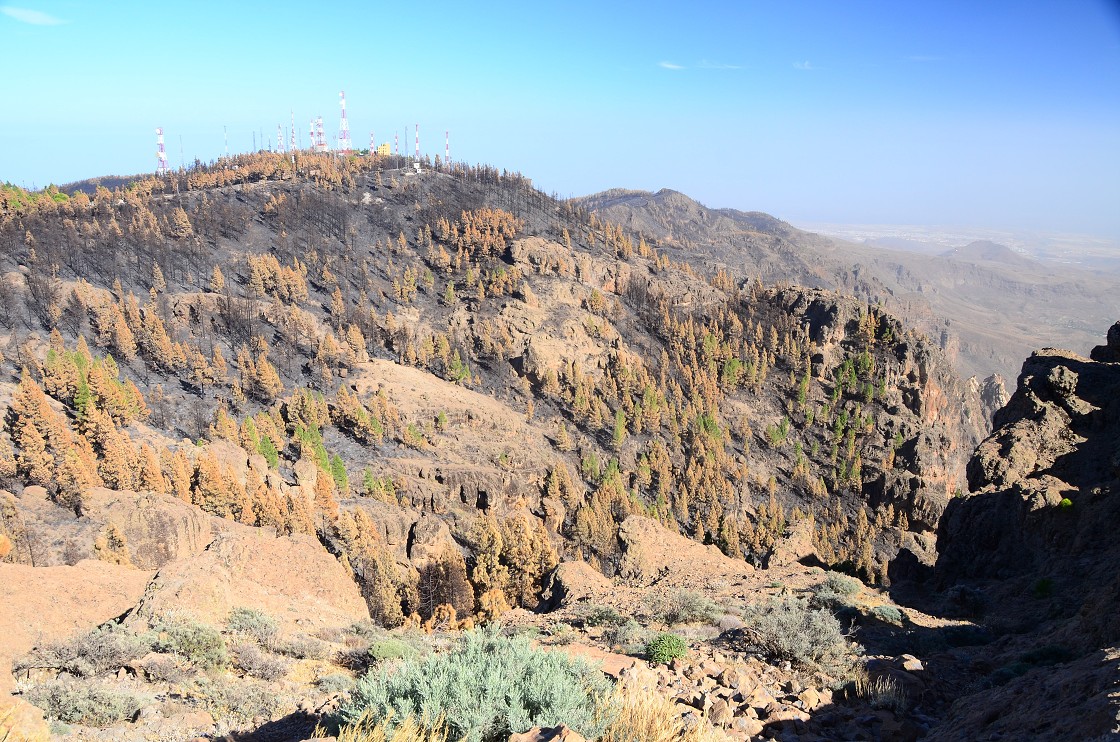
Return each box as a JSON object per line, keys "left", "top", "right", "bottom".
{"left": 899, "top": 654, "right": 924, "bottom": 672}
{"left": 125, "top": 526, "right": 369, "bottom": 635}
{"left": 508, "top": 726, "right": 587, "bottom": 742}
{"left": 700, "top": 659, "right": 724, "bottom": 677}
{"left": 798, "top": 687, "right": 822, "bottom": 710}
{"left": 733, "top": 717, "right": 765, "bottom": 736}
{"left": 0, "top": 698, "right": 50, "bottom": 741}
{"left": 709, "top": 698, "right": 734, "bottom": 727}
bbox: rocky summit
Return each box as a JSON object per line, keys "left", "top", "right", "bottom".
{"left": 0, "top": 159, "right": 1116, "bottom": 740}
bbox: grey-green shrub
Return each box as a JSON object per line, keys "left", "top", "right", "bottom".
{"left": 812, "top": 573, "right": 863, "bottom": 610}
{"left": 154, "top": 617, "right": 227, "bottom": 669}
{"left": 226, "top": 607, "right": 279, "bottom": 647}
{"left": 647, "top": 589, "right": 719, "bottom": 626}
{"left": 367, "top": 637, "right": 420, "bottom": 663}
{"left": 870, "top": 605, "right": 903, "bottom": 625}
{"left": 191, "top": 677, "right": 285, "bottom": 724}
{"left": 644, "top": 633, "right": 688, "bottom": 664}
{"left": 317, "top": 672, "right": 357, "bottom": 694}
{"left": 580, "top": 605, "right": 624, "bottom": 627}
{"left": 277, "top": 635, "right": 333, "bottom": 661}
{"left": 818, "top": 573, "right": 861, "bottom": 597}
{"left": 744, "top": 598, "right": 849, "bottom": 669}
{"left": 16, "top": 624, "right": 150, "bottom": 678}
{"left": 338, "top": 625, "right": 610, "bottom": 742}
{"left": 25, "top": 679, "right": 145, "bottom": 727}
{"left": 604, "top": 619, "right": 651, "bottom": 655}
{"left": 232, "top": 643, "right": 291, "bottom": 680}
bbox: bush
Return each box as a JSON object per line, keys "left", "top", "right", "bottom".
{"left": 318, "top": 672, "right": 357, "bottom": 694}
{"left": 191, "top": 677, "right": 285, "bottom": 724}
{"left": 232, "top": 643, "right": 291, "bottom": 680}
{"left": 646, "top": 589, "right": 719, "bottom": 626}
{"left": 851, "top": 674, "right": 907, "bottom": 713}
{"left": 580, "top": 605, "right": 624, "bottom": 627}
{"left": 226, "top": 607, "right": 279, "bottom": 647}
{"left": 16, "top": 623, "right": 150, "bottom": 678}
{"left": 25, "top": 679, "right": 145, "bottom": 727}
{"left": 154, "top": 617, "right": 228, "bottom": 669}
{"left": 870, "top": 605, "right": 903, "bottom": 625}
{"left": 277, "top": 635, "right": 333, "bottom": 661}
{"left": 368, "top": 638, "right": 420, "bottom": 663}
{"left": 818, "top": 573, "right": 861, "bottom": 596}
{"left": 812, "top": 573, "right": 863, "bottom": 610}
{"left": 743, "top": 598, "right": 850, "bottom": 669}
{"left": 604, "top": 620, "right": 651, "bottom": 655}
{"left": 544, "top": 622, "right": 575, "bottom": 645}
{"left": 338, "top": 625, "right": 610, "bottom": 742}
{"left": 644, "top": 633, "right": 687, "bottom": 665}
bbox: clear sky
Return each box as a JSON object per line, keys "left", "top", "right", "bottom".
{"left": 2, "top": 0, "right": 1119, "bottom": 237}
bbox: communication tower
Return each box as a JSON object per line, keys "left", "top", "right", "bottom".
{"left": 156, "top": 128, "right": 170, "bottom": 176}
{"left": 316, "top": 116, "right": 327, "bottom": 152}
{"left": 445, "top": 130, "right": 450, "bottom": 168}
{"left": 338, "top": 90, "right": 352, "bottom": 154}
{"left": 290, "top": 111, "right": 297, "bottom": 152}
{"left": 277, "top": 124, "right": 286, "bottom": 153}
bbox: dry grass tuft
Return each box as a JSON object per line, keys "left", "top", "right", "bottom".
{"left": 321, "top": 710, "right": 450, "bottom": 742}
{"left": 598, "top": 683, "right": 726, "bottom": 742}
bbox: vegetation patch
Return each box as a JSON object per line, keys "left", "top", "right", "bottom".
{"left": 25, "top": 679, "right": 145, "bottom": 727}
{"left": 153, "top": 616, "right": 228, "bottom": 670}
{"left": 743, "top": 598, "right": 852, "bottom": 671}
{"left": 15, "top": 623, "right": 150, "bottom": 678}
{"left": 644, "top": 633, "right": 688, "bottom": 665}
{"left": 338, "top": 626, "right": 609, "bottom": 742}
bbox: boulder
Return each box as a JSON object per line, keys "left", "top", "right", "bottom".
{"left": 508, "top": 725, "right": 587, "bottom": 742}
{"left": 538, "top": 561, "right": 613, "bottom": 610}
{"left": 616, "top": 516, "right": 752, "bottom": 588}
{"left": 78, "top": 488, "right": 213, "bottom": 569}
{"left": 125, "top": 525, "right": 368, "bottom": 634}
{"left": 0, "top": 697, "right": 50, "bottom": 741}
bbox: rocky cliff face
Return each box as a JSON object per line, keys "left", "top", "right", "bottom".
{"left": 928, "top": 322, "right": 1120, "bottom": 740}
{"left": 937, "top": 323, "right": 1120, "bottom": 601}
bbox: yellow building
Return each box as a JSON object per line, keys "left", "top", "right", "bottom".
{"left": 375, "top": 142, "right": 391, "bottom": 156}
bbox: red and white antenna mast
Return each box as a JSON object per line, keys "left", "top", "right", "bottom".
{"left": 445, "top": 130, "right": 450, "bottom": 168}
{"left": 338, "top": 90, "right": 352, "bottom": 154}
{"left": 414, "top": 123, "right": 419, "bottom": 161}
{"left": 290, "top": 111, "right": 297, "bottom": 152}
{"left": 369, "top": 131, "right": 375, "bottom": 156}
{"left": 316, "top": 116, "right": 326, "bottom": 152}
{"left": 394, "top": 132, "right": 398, "bottom": 156}
{"left": 156, "top": 127, "right": 169, "bottom": 176}
{"left": 309, "top": 120, "right": 315, "bottom": 151}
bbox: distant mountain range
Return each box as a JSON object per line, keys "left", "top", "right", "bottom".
{"left": 579, "top": 188, "right": 1120, "bottom": 382}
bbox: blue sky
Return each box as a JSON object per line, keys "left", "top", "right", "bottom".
{"left": 1, "top": 1, "right": 1119, "bottom": 237}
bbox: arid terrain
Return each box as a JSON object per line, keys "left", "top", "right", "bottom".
{"left": 0, "top": 157, "right": 1116, "bottom": 741}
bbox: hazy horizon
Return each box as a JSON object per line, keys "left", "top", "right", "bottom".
{"left": 2, "top": 0, "right": 1119, "bottom": 239}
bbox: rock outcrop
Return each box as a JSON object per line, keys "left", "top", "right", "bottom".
{"left": 937, "top": 343, "right": 1120, "bottom": 594}
{"left": 1, "top": 487, "right": 212, "bottom": 569}
{"left": 930, "top": 325, "right": 1120, "bottom": 739}
{"left": 616, "top": 515, "right": 753, "bottom": 588}
{"left": 124, "top": 526, "right": 369, "bottom": 634}
{"left": 0, "top": 560, "right": 151, "bottom": 694}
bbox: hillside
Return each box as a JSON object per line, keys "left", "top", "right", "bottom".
{"left": 0, "top": 156, "right": 1101, "bottom": 740}
{"left": 578, "top": 189, "right": 1120, "bottom": 384}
